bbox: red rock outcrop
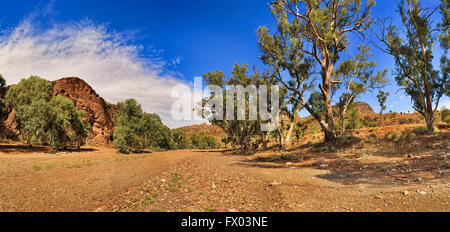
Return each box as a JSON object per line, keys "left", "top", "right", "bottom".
{"left": 52, "top": 77, "right": 118, "bottom": 145}
{"left": 1, "top": 77, "right": 117, "bottom": 145}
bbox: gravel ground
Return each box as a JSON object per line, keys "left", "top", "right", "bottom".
{"left": 0, "top": 135, "right": 449, "bottom": 212}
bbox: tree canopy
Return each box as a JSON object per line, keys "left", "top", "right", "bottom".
{"left": 5, "top": 76, "right": 90, "bottom": 149}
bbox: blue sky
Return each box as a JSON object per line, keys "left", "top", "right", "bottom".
{"left": 0, "top": 0, "right": 448, "bottom": 125}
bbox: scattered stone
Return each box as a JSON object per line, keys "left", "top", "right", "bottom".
{"left": 319, "top": 164, "right": 329, "bottom": 168}
{"left": 417, "top": 190, "right": 427, "bottom": 195}
{"left": 402, "top": 191, "right": 410, "bottom": 196}
{"left": 270, "top": 181, "right": 281, "bottom": 186}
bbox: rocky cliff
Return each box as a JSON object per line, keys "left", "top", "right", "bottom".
{"left": 1, "top": 77, "right": 117, "bottom": 146}
{"left": 52, "top": 77, "right": 118, "bottom": 145}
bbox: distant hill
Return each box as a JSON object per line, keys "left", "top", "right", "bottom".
{"left": 177, "top": 123, "right": 224, "bottom": 139}
{"left": 353, "top": 102, "right": 376, "bottom": 115}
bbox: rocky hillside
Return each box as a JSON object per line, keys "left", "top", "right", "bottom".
{"left": 177, "top": 123, "right": 224, "bottom": 140}
{"left": 1, "top": 77, "right": 118, "bottom": 146}
{"left": 353, "top": 102, "right": 376, "bottom": 115}
{"left": 52, "top": 77, "right": 118, "bottom": 145}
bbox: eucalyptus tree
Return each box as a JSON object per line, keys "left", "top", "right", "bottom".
{"left": 5, "top": 76, "right": 89, "bottom": 150}
{"left": 0, "top": 74, "right": 6, "bottom": 135}
{"left": 373, "top": 0, "right": 449, "bottom": 133}
{"left": 201, "top": 64, "right": 274, "bottom": 150}
{"left": 258, "top": 0, "right": 376, "bottom": 142}
{"left": 334, "top": 44, "right": 387, "bottom": 133}
{"left": 376, "top": 90, "right": 389, "bottom": 125}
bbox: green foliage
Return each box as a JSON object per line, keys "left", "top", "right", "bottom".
{"left": 364, "top": 121, "right": 377, "bottom": 128}
{"left": 5, "top": 76, "right": 89, "bottom": 149}
{"left": 201, "top": 64, "right": 272, "bottom": 150}
{"left": 410, "top": 127, "right": 429, "bottom": 136}
{"left": 171, "top": 128, "right": 189, "bottom": 149}
{"left": 385, "top": 132, "right": 399, "bottom": 140}
{"left": 113, "top": 99, "right": 145, "bottom": 153}
{"left": 442, "top": 108, "right": 450, "bottom": 124}
{"left": 190, "top": 133, "right": 220, "bottom": 150}
{"left": 113, "top": 99, "right": 176, "bottom": 153}
{"left": 398, "top": 118, "right": 407, "bottom": 124}
{"left": 346, "top": 108, "right": 362, "bottom": 131}
{"left": 377, "top": 90, "right": 389, "bottom": 113}
{"left": 375, "top": 0, "right": 449, "bottom": 133}
{"left": 0, "top": 74, "right": 6, "bottom": 135}
{"left": 257, "top": 0, "right": 376, "bottom": 142}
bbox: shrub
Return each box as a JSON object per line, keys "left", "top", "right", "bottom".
{"left": 190, "top": 133, "right": 221, "bottom": 149}
{"left": 410, "top": 127, "right": 429, "bottom": 136}
{"left": 385, "top": 132, "right": 399, "bottom": 140}
{"left": 364, "top": 121, "right": 377, "bottom": 128}
{"left": 442, "top": 108, "right": 450, "bottom": 124}
{"left": 398, "top": 118, "right": 409, "bottom": 124}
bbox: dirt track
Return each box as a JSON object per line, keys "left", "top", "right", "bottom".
{"left": 0, "top": 137, "right": 449, "bottom": 212}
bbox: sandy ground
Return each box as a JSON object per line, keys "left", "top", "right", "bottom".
{"left": 0, "top": 132, "right": 449, "bottom": 212}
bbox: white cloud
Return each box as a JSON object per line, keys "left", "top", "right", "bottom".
{"left": 0, "top": 18, "right": 206, "bottom": 128}
{"left": 438, "top": 98, "right": 450, "bottom": 110}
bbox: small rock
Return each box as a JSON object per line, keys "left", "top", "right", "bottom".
{"left": 286, "top": 162, "right": 293, "bottom": 166}
{"left": 402, "top": 191, "right": 410, "bottom": 196}
{"left": 161, "top": 179, "right": 166, "bottom": 183}
{"left": 417, "top": 190, "right": 427, "bottom": 195}
{"left": 319, "top": 164, "right": 329, "bottom": 168}
{"left": 270, "top": 181, "right": 281, "bottom": 186}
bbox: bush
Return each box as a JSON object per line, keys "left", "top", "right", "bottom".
{"left": 385, "top": 132, "right": 399, "bottom": 140}
{"left": 364, "top": 121, "right": 377, "bottom": 128}
{"left": 442, "top": 108, "right": 450, "bottom": 124}
{"left": 398, "top": 118, "right": 409, "bottom": 124}
{"left": 113, "top": 99, "right": 177, "bottom": 153}
{"left": 190, "top": 133, "right": 221, "bottom": 149}
{"left": 410, "top": 127, "right": 429, "bottom": 136}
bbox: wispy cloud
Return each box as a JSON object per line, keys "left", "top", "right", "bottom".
{"left": 0, "top": 17, "right": 204, "bottom": 128}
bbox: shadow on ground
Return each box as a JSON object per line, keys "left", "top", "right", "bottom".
{"left": 232, "top": 132, "right": 449, "bottom": 186}
{"left": 0, "top": 144, "right": 97, "bottom": 154}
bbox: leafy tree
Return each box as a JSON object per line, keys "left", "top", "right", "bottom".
{"left": 276, "top": 85, "right": 303, "bottom": 148}
{"left": 113, "top": 99, "right": 145, "bottom": 153}
{"left": 441, "top": 107, "right": 450, "bottom": 123}
{"left": 114, "top": 99, "right": 176, "bottom": 153}
{"left": 142, "top": 113, "right": 176, "bottom": 150}
{"left": 0, "top": 74, "right": 6, "bottom": 136}
{"left": 5, "top": 76, "right": 89, "bottom": 149}
{"left": 47, "top": 95, "right": 90, "bottom": 149}
{"left": 346, "top": 107, "right": 362, "bottom": 131}
{"left": 5, "top": 76, "right": 55, "bottom": 145}
{"left": 377, "top": 90, "right": 390, "bottom": 125}
{"left": 374, "top": 0, "right": 449, "bottom": 133}
{"left": 334, "top": 45, "right": 387, "bottom": 134}
{"left": 258, "top": 0, "right": 376, "bottom": 142}
{"left": 190, "top": 133, "right": 221, "bottom": 149}
{"left": 201, "top": 64, "right": 273, "bottom": 150}
{"left": 171, "top": 128, "right": 190, "bottom": 149}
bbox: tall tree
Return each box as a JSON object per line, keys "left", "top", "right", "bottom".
{"left": 201, "top": 64, "right": 274, "bottom": 150}
{"left": 0, "top": 74, "right": 6, "bottom": 136}
{"left": 258, "top": 0, "right": 376, "bottom": 142}
{"left": 113, "top": 98, "right": 145, "bottom": 153}
{"left": 376, "top": 90, "right": 389, "bottom": 125}
{"left": 373, "top": 0, "right": 449, "bottom": 133}
{"left": 334, "top": 44, "right": 387, "bottom": 134}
